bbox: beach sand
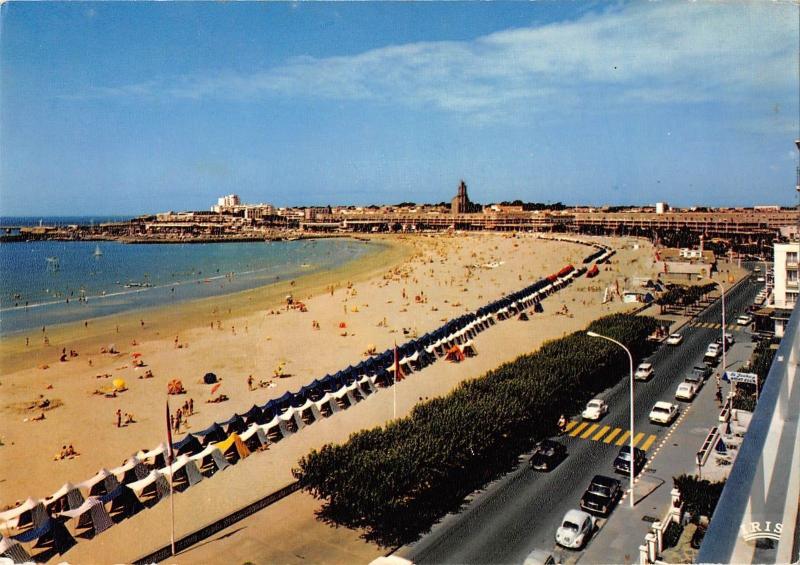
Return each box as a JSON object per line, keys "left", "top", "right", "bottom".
{"left": 0, "top": 233, "right": 738, "bottom": 563}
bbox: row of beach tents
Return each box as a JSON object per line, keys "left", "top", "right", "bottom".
{"left": 0, "top": 247, "right": 605, "bottom": 563}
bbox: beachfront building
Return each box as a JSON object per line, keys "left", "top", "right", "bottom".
{"left": 770, "top": 242, "right": 799, "bottom": 337}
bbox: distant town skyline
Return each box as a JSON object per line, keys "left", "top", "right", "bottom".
{"left": 1, "top": 2, "right": 797, "bottom": 216}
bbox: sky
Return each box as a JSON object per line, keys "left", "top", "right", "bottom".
{"left": 1, "top": 1, "right": 798, "bottom": 215}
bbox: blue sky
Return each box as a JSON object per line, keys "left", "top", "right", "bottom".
{"left": 1, "top": 1, "right": 797, "bottom": 215}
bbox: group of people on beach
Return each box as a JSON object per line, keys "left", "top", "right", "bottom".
{"left": 169, "top": 399, "right": 194, "bottom": 432}
{"left": 53, "top": 444, "right": 79, "bottom": 461}
{"left": 115, "top": 408, "right": 137, "bottom": 427}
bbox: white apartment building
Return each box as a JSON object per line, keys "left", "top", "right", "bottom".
{"left": 772, "top": 241, "right": 800, "bottom": 337}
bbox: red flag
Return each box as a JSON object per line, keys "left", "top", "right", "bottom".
{"left": 394, "top": 342, "right": 404, "bottom": 381}
{"left": 165, "top": 399, "right": 175, "bottom": 464}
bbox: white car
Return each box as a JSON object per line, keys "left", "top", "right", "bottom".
{"left": 675, "top": 382, "right": 698, "bottom": 401}
{"left": 756, "top": 276, "right": 766, "bottom": 283}
{"left": 649, "top": 401, "right": 679, "bottom": 425}
{"left": 582, "top": 398, "right": 608, "bottom": 421}
{"left": 523, "top": 549, "right": 559, "bottom": 565}
{"left": 666, "top": 333, "right": 683, "bottom": 346}
{"left": 736, "top": 314, "right": 752, "bottom": 326}
{"left": 634, "top": 362, "right": 654, "bottom": 381}
{"left": 555, "top": 509, "right": 594, "bottom": 549}
{"left": 705, "top": 343, "right": 722, "bottom": 359}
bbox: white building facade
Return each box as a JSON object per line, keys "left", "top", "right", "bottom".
{"left": 772, "top": 242, "right": 799, "bottom": 337}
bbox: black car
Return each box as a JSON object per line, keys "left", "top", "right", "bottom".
{"left": 691, "top": 365, "right": 712, "bottom": 380}
{"left": 613, "top": 445, "right": 646, "bottom": 476}
{"left": 580, "top": 475, "right": 622, "bottom": 516}
{"left": 684, "top": 373, "right": 704, "bottom": 391}
{"left": 529, "top": 440, "right": 567, "bottom": 471}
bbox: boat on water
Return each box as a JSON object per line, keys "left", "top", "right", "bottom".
{"left": 93, "top": 245, "right": 103, "bottom": 257}
{"left": 124, "top": 282, "right": 153, "bottom": 288}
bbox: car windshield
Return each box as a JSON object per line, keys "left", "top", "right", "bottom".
{"left": 562, "top": 521, "right": 579, "bottom": 532}
{"left": 618, "top": 451, "right": 631, "bottom": 461}
{"left": 653, "top": 406, "right": 669, "bottom": 414}
{"left": 539, "top": 446, "right": 554, "bottom": 456}
{"left": 588, "top": 400, "right": 602, "bottom": 408}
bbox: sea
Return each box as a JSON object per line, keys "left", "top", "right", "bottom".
{"left": 0, "top": 217, "right": 379, "bottom": 336}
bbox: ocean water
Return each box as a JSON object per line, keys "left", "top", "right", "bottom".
{"left": 0, "top": 237, "right": 379, "bottom": 336}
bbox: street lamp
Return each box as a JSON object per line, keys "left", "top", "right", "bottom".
{"left": 704, "top": 278, "right": 727, "bottom": 393}
{"left": 587, "top": 331, "right": 635, "bottom": 508}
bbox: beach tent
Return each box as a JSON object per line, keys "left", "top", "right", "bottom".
{"left": 215, "top": 433, "right": 251, "bottom": 464}
{"left": 136, "top": 443, "right": 168, "bottom": 470}
{"left": 193, "top": 423, "right": 227, "bottom": 446}
{"left": 172, "top": 434, "right": 203, "bottom": 457}
{"left": 517, "top": 312, "right": 529, "bottom": 321}
{"left": 100, "top": 485, "right": 144, "bottom": 520}
{"left": 58, "top": 497, "right": 114, "bottom": 538}
{"left": 462, "top": 341, "right": 478, "bottom": 357}
{"left": 128, "top": 471, "right": 171, "bottom": 507}
{"left": 0, "top": 498, "right": 47, "bottom": 533}
{"left": 445, "top": 345, "right": 465, "bottom": 363}
{"left": 163, "top": 455, "right": 203, "bottom": 492}
{"left": 203, "top": 372, "right": 218, "bottom": 384}
{"left": 586, "top": 264, "right": 599, "bottom": 278}
{"left": 275, "top": 391, "right": 295, "bottom": 413}
{"left": 109, "top": 457, "right": 149, "bottom": 485}
{"left": 260, "top": 415, "right": 289, "bottom": 441}
{"left": 240, "top": 424, "right": 269, "bottom": 451}
{"left": 44, "top": 483, "right": 84, "bottom": 515}
{"left": 312, "top": 392, "right": 339, "bottom": 417}
{"left": 533, "top": 301, "right": 544, "bottom": 313}
{"left": 220, "top": 413, "right": 247, "bottom": 435}
{"left": 12, "top": 517, "right": 75, "bottom": 556}
{"left": 188, "top": 444, "right": 230, "bottom": 477}
{"left": 279, "top": 407, "right": 305, "bottom": 431}
{"left": 297, "top": 398, "right": 323, "bottom": 423}
{"left": 0, "top": 536, "right": 32, "bottom": 564}
{"left": 243, "top": 405, "right": 266, "bottom": 426}
{"left": 77, "top": 469, "right": 120, "bottom": 498}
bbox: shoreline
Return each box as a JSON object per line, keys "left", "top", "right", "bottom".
{"left": 0, "top": 235, "right": 412, "bottom": 375}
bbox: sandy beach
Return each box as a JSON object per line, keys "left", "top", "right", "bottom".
{"left": 2, "top": 232, "right": 681, "bottom": 562}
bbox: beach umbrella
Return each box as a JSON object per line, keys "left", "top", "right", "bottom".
{"left": 203, "top": 373, "right": 217, "bottom": 384}
{"left": 112, "top": 378, "right": 127, "bottom": 391}
{"left": 131, "top": 352, "right": 142, "bottom": 358}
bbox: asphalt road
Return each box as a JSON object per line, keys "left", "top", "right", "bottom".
{"left": 402, "top": 272, "right": 763, "bottom": 565}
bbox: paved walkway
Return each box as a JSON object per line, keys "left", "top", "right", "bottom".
{"left": 579, "top": 337, "right": 755, "bottom": 564}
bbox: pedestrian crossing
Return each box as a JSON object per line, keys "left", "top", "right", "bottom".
{"left": 564, "top": 420, "right": 658, "bottom": 451}
{"left": 687, "top": 321, "right": 747, "bottom": 331}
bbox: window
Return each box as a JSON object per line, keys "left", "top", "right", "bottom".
{"left": 787, "top": 251, "right": 798, "bottom": 264}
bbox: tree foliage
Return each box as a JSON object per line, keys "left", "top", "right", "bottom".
{"left": 293, "top": 313, "right": 659, "bottom": 545}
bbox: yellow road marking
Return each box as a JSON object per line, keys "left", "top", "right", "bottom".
{"left": 631, "top": 432, "right": 645, "bottom": 447}
{"left": 603, "top": 428, "right": 622, "bottom": 443}
{"left": 581, "top": 424, "right": 599, "bottom": 439}
{"left": 615, "top": 430, "right": 632, "bottom": 446}
{"left": 570, "top": 422, "right": 589, "bottom": 437}
{"left": 592, "top": 425, "right": 611, "bottom": 441}
{"left": 640, "top": 434, "right": 658, "bottom": 451}
{"left": 565, "top": 421, "right": 578, "bottom": 432}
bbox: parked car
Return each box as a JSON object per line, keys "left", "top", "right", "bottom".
{"left": 634, "top": 362, "right": 654, "bottom": 381}
{"left": 579, "top": 475, "right": 622, "bottom": 516}
{"left": 716, "top": 333, "right": 734, "bottom": 349}
{"left": 691, "top": 365, "right": 712, "bottom": 380}
{"left": 530, "top": 440, "right": 567, "bottom": 471}
{"left": 649, "top": 401, "right": 679, "bottom": 424}
{"left": 675, "top": 381, "right": 698, "bottom": 401}
{"left": 666, "top": 333, "right": 683, "bottom": 346}
{"left": 736, "top": 314, "right": 753, "bottom": 326}
{"left": 684, "top": 373, "right": 704, "bottom": 391}
{"left": 756, "top": 276, "right": 766, "bottom": 283}
{"left": 555, "top": 509, "right": 594, "bottom": 549}
{"left": 704, "top": 343, "right": 722, "bottom": 365}
{"left": 582, "top": 398, "right": 608, "bottom": 421}
{"left": 613, "top": 445, "right": 647, "bottom": 476}
{"left": 523, "top": 549, "right": 559, "bottom": 565}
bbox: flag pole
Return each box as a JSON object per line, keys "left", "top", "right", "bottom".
{"left": 393, "top": 342, "right": 397, "bottom": 420}
{"left": 166, "top": 399, "right": 176, "bottom": 556}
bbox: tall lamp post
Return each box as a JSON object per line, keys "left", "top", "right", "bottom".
{"left": 705, "top": 278, "right": 727, "bottom": 393}
{"left": 587, "top": 331, "right": 635, "bottom": 508}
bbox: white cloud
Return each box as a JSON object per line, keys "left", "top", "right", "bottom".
{"left": 77, "top": 2, "right": 796, "bottom": 122}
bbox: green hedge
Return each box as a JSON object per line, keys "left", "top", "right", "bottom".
{"left": 674, "top": 474, "right": 726, "bottom": 520}
{"left": 293, "top": 313, "right": 659, "bottom": 545}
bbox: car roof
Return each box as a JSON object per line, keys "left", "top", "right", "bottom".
{"left": 563, "top": 509, "right": 591, "bottom": 523}
{"left": 677, "top": 382, "right": 692, "bottom": 388}
{"left": 588, "top": 398, "right": 604, "bottom": 403}
{"left": 638, "top": 362, "right": 652, "bottom": 368}
{"left": 590, "top": 474, "right": 618, "bottom": 486}
{"left": 654, "top": 401, "right": 674, "bottom": 408}
{"left": 670, "top": 333, "right": 681, "bottom": 337}
{"left": 523, "top": 549, "right": 555, "bottom": 564}
{"left": 618, "top": 445, "right": 644, "bottom": 455}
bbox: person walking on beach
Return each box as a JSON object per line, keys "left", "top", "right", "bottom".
{"left": 189, "top": 398, "right": 194, "bottom": 415}
{"left": 116, "top": 409, "right": 122, "bottom": 428}
{"left": 247, "top": 375, "right": 254, "bottom": 391}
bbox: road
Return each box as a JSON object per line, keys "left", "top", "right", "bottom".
{"left": 401, "top": 272, "right": 762, "bottom": 565}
